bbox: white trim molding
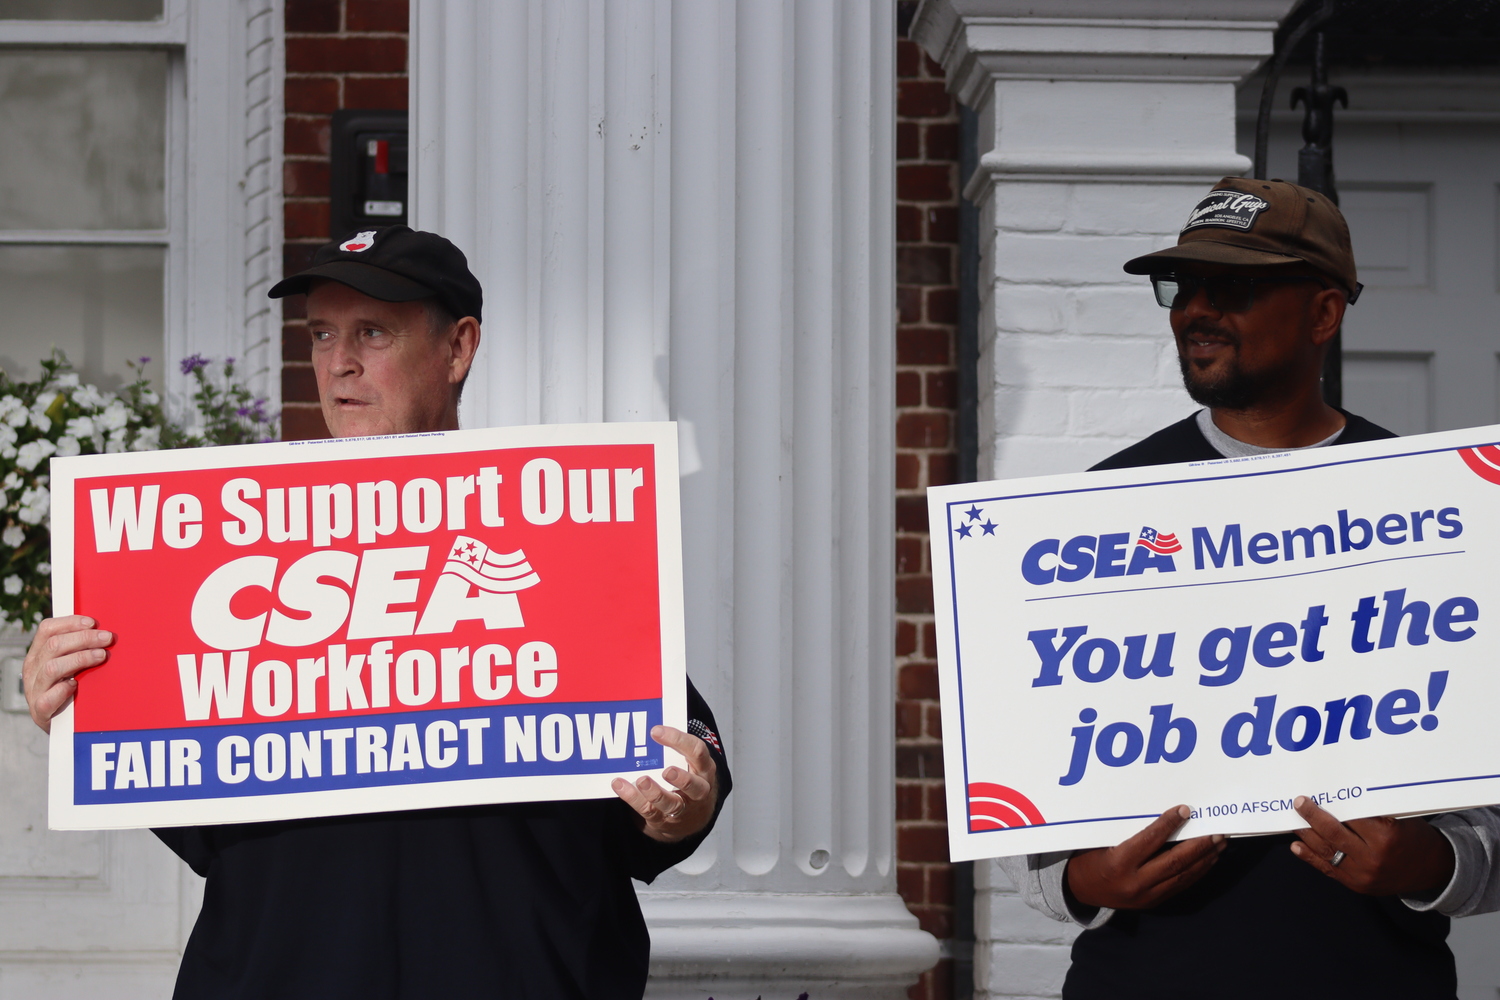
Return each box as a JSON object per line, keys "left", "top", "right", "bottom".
{"left": 411, "top": 1, "right": 937, "bottom": 995}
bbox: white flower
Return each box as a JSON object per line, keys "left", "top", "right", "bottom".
{"left": 37, "top": 562, "right": 50, "bottom": 575}
{"left": 3, "top": 472, "right": 18, "bottom": 489}
{"left": 52, "top": 372, "right": 80, "bottom": 389}
{"left": 1, "top": 446, "right": 15, "bottom": 460}
{"left": 0, "top": 396, "right": 25, "bottom": 427}
{"left": 54, "top": 435, "right": 80, "bottom": 458}
{"left": 28, "top": 411, "right": 49, "bottom": 433}
{"left": 130, "top": 426, "right": 162, "bottom": 452}
{"left": 104, "top": 435, "right": 126, "bottom": 454}
{"left": 17, "top": 486, "right": 48, "bottom": 525}
{"left": 98, "top": 400, "right": 129, "bottom": 432}
{"left": 3, "top": 576, "right": 20, "bottom": 596}
{"left": 73, "top": 384, "right": 106, "bottom": 410}
{"left": 66, "top": 415, "right": 95, "bottom": 439}
{"left": 2, "top": 526, "right": 23, "bottom": 548}
{"left": 141, "top": 389, "right": 160, "bottom": 405}
{"left": 15, "top": 439, "right": 55, "bottom": 471}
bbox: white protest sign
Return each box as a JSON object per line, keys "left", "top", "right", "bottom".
{"left": 930, "top": 426, "right": 1500, "bottom": 862}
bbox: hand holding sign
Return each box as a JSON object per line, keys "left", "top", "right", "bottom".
{"left": 1066, "top": 805, "right": 1226, "bottom": 910}
{"left": 612, "top": 724, "right": 718, "bottom": 842}
{"left": 22, "top": 615, "right": 113, "bottom": 734}
{"left": 1289, "top": 796, "right": 1455, "bottom": 898}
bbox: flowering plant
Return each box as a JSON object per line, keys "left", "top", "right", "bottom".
{"left": 0, "top": 351, "right": 276, "bottom": 628}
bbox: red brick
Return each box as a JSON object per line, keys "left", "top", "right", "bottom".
{"left": 896, "top": 746, "right": 945, "bottom": 780}
{"left": 283, "top": 323, "right": 312, "bottom": 362}
{"left": 896, "top": 204, "right": 923, "bottom": 243}
{"left": 897, "top": 245, "right": 952, "bottom": 285}
{"left": 929, "top": 864, "right": 954, "bottom": 904}
{"left": 927, "top": 453, "right": 957, "bottom": 488}
{"left": 927, "top": 205, "right": 959, "bottom": 244}
{"left": 287, "top": 36, "right": 407, "bottom": 74}
{"left": 286, "top": 0, "right": 340, "bottom": 33}
{"left": 897, "top": 862, "right": 925, "bottom": 903}
{"left": 896, "top": 39, "right": 922, "bottom": 79}
{"left": 897, "top": 576, "right": 934, "bottom": 614}
{"left": 345, "top": 75, "right": 409, "bottom": 110}
{"left": 281, "top": 404, "right": 330, "bottom": 441}
{"left": 897, "top": 163, "right": 952, "bottom": 202}
{"left": 926, "top": 370, "right": 957, "bottom": 409}
{"left": 926, "top": 778, "right": 947, "bottom": 817}
{"left": 911, "top": 904, "right": 953, "bottom": 938}
{"left": 896, "top": 700, "right": 923, "bottom": 740}
{"left": 896, "top": 619, "right": 918, "bottom": 656}
{"left": 895, "top": 495, "right": 929, "bottom": 533}
{"left": 897, "top": 327, "right": 949, "bottom": 365}
{"left": 895, "top": 452, "right": 920, "bottom": 490}
{"left": 284, "top": 160, "right": 331, "bottom": 198}
{"left": 897, "top": 824, "right": 950, "bottom": 861}
{"left": 921, "top": 623, "right": 938, "bottom": 657}
{"left": 897, "top": 285, "right": 923, "bottom": 324}
{"left": 286, "top": 76, "right": 340, "bottom": 114}
{"left": 898, "top": 80, "right": 952, "bottom": 119}
{"left": 897, "top": 120, "right": 920, "bottom": 161}
{"left": 346, "top": 0, "right": 409, "bottom": 32}
{"left": 281, "top": 363, "right": 321, "bottom": 403}
{"left": 285, "top": 116, "right": 331, "bottom": 156}
{"left": 896, "top": 412, "right": 950, "bottom": 449}
{"left": 896, "top": 370, "right": 922, "bottom": 407}
{"left": 926, "top": 286, "right": 959, "bottom": 325}
{"left": 925, "top": 122, "right": 960, "bottom": 161}
{"left": 923, "top": 52, "right": 946, "bottom": 78}
{"left": 895, "top": 536, "right": 922, "bottom": 574}
{"left": 285, "top": 200, "right": 331, "bottom": 240}
{"left": 909, "top": 960, "right": 954, "bottom": 1000}
{"left": 899, "top": 663, "right": 939, "bottom": 700}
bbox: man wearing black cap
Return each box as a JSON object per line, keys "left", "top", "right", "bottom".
{"left": 998, "top": 179, "right": 1500, "bottom": 999}
{"left": 22, "top": 226, "right": 731, "bottom": 999}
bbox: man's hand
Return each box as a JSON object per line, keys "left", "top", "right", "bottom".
{"left": 612, "top": 725, "right": 718, "bottom": 843}
{"left": 1066, "top": 805, "right": 1226, "bottom": 910}
{"left": 1290, "top": 796, "right": 1455, "bottom": 898}
{"left": 22, "top": 616, "right": 114, "bottom": 734}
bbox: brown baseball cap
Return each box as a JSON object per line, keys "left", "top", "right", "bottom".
{"left": 1123, "top": 177, "right": 1360, "bottom": 300}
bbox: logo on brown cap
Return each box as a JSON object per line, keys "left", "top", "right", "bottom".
{"left": 1183, "top": 192, "right": 1270, "bottom": 233}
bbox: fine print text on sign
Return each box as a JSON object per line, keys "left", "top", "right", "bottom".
{"left": 930, "top": 427, "right": 1500, "bottom": 861}
{"left": 49, "top": 423, "right": 685, "bottom": 830}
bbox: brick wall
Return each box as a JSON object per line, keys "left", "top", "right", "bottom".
{"left": 895, "top": 5, "right": 964, "bottom": 998}
{"left": 281, "top": 0, "right": 409, "bottom": 441}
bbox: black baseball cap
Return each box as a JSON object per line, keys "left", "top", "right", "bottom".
{"left": 268, "top": 225, "right": 483, "bottom": 322}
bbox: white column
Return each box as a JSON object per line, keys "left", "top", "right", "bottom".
{"left": 911, "top": 3, "right": 1290, "bottom": 997}
{"left": 410, "top": 2, "right": 939, "bottom": 996}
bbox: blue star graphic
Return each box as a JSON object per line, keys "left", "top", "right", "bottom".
{"left": 980, "top": 520, "right": 998, "bottom": 536}
{"left": 963, "top": 505, "right": 983, "bottom": 522}
{"left": 955, "top": 523, "right": 973, "bottom": 539}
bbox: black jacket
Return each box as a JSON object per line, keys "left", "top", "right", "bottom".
{"left": 1066, "top": 410, "right": 1457, "bottom": 1000}
{"left": 157, "top": 679, "right": 729, "bottom": 1000}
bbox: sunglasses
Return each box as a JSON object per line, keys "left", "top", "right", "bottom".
{"left": 1149, "top": 273, "right": 1361, "bottom": 312}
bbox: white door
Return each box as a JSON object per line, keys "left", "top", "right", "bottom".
{"left": 1247, "top": 72, "right": 1500, "bottom": 1000}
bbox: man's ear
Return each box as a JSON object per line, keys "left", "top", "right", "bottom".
{"left": 1308, "top": 287, "right": 1347, "bottom": 348}
{"left": 447, "top": 317, "right": 481, "bottom": 385}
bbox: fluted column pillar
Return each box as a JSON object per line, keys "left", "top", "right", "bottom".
{"left": 410, "top": 1, "right": 939, "bottom": 995}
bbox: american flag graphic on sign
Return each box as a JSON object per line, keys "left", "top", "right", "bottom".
{"left": 1136, "top": 526, "right": 1182, "bottom": 554}
{"left": 444, "top": 536, "right": 541, "bottom": 592}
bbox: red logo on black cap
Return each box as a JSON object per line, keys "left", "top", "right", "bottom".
{"left": 339, "top": 230, "right": 378, "bottom": 252}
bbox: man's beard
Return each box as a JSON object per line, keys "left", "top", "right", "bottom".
{"left": 1176, "top": 321, "right": 1297, "bottom": 410}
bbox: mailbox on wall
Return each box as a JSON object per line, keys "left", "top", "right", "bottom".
{"left": 329, "top": 109, "right": 409, "bottom": 239}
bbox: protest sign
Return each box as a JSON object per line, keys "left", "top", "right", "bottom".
{"left": 930, "top": 426, "right": 1500, "bottom": 861}
{"left": 48, "top": 422, "right": 684, "bottom": 830}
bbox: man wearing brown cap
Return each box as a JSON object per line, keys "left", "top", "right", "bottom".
{"left": 999, "top": 179, "right": 1500, "bottom": 998}
{"left": 22, "top": 226, "right": 731, "bottom": 999}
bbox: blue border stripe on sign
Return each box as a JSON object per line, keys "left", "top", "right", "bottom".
{"left": 1366, "top": 773, "right": 1500, "bottom": 793}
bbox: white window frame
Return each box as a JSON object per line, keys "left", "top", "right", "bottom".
{"left": 0, "top": 0, "right": 284, "bottom": 414}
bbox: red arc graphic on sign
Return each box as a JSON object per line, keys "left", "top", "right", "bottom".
{"left": 1458, "top": 445, "right": 1500, "bottom": 485}
{"left": 968, "top": 782, "right": 1046, "bottom": 832}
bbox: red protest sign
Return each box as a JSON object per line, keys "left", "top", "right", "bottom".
{"left": 47, "top": 423, "right": 685, "bottom": 830}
